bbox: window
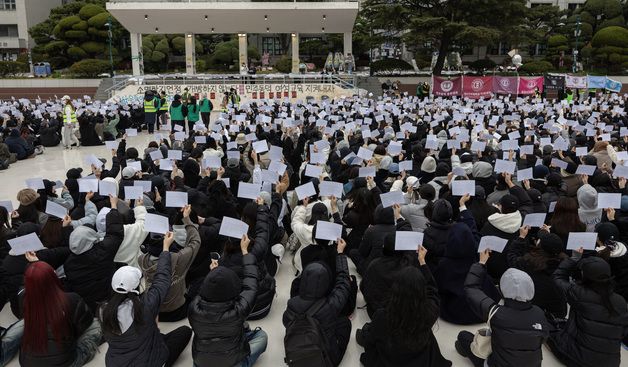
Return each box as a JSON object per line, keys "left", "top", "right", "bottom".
{"left": 0, "top": 0, "right": 15, "bottom": 10}
{"left": 262, "top": 37, "right": 283, "bottom": 56}
{"left": 0, "top": 24, "right": 18, "bottom": 37}
{"left": 568, "top": 3, "right": 579, "bottom": 11}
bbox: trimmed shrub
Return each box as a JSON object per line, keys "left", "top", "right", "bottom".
{"left": 0, "top": 61, "right": 27, "bottom": 77}
{"left": 79, "top": 4, "right": 105, "bottom": 20}
{"left": 150, "top": 50, "right": 166, "bottom": 63}
{"left": 67, "top": 46, "right": 88, "bottom": 60}
{"left": 591, "top": 26, "right": 628, "bottom": 48}
{"left": 72, "top": 20, "right": 88, "bottom": 31}
{"left": 44, "top": 40, "right": 68, "bottom": 54}
{"left": 81, "top": 41, "right": 105, "bottom": 54}
{"left": 87, "top": 12, "right": 109, "bottom": 28}
{"left": 371, "top": 58, "right": 413, "bottom": 74}
{"left": 274, "top": 57, "right": 293, "bottom": 73}
{"left": 196, "top": 59, "right": 206, "bottom": 72}
{"left": 548, "top": 34, "right": 568, "bottom": 47}
{"left": 519, "top": 60, "right": 554, "bottom": 74}
{"left": 171, "top": 36, "right": 185, "bottom": 53}
{"left": 64, "top": 30, "right": 88, "bottom": 40}
{"left": 69, "top": 59, "right": 110, "bottom": 77}
{"left": 469, "top": 59, "right": 496, "bottom": 72}
{"left": 58, "top": 15, "right": 81, "bottom": 29}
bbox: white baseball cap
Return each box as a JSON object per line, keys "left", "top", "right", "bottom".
{"left": 61, "top": 95, "right": 71, "bottom": 101}
{"left": 111, "top": 266, "right": 142, "bottom": 295}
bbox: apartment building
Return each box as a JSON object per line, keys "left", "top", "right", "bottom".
{"left": 0, "top": 0, "right": 64, "bottom": 61}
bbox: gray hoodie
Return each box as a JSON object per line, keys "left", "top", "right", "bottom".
{"left": 577, "top": 184, "right": 602, "bottom": 232}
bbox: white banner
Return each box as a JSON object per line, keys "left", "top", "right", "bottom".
{"left": 565, "top": 75, "right": 587, "bottom": 89}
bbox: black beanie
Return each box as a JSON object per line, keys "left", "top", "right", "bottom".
{"left": 538, "top": 231, "right": 563, "bottom": 256}
{"left": 199, "top": 266, "right": 242, "bottom": 302}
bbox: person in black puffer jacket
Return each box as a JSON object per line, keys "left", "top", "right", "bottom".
{"left": 350, "top": 203, "right": 411, "bottom": 275}
{"left": 456, "top": 252, "right": 550, "bottom": 367}
{"left": 64, "top": 196, "right": 124, "bottom": 312}
{"left": 39, "top": 120, "right": 60, "bottom": 147}
{"left": 422, "top": 199, "right": 453, "bottom": 271}
{"left": 283, "top": 239, "right": 351, "bottom": 367}
{"left": 220, "top": 199, "right": 275, "bottom": 320}
{"left": 547, "top": 254, "right": 628, "bottom": 367}
{"left": 189, "top": 235, "right": 268, "bottom": 367}
{"left": 361, "top": 232, "right": 416, "bottom": 318}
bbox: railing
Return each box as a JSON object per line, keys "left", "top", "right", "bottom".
{"left": 109, "top": 0, "right": 357, "bottom": 3}
{"left": 106, "top": 73, "right": 357, "bottom": 98}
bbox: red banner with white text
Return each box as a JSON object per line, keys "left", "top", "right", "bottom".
{"left": 432, "top": 76, "right": 462, "bottom": 97}
{"left": 492, "top": 76, "right": 518, "bottom": 95}
{"left": 462, "top": 76, "right": 493, "bottom": 99}
{"left": 518, "top": 76, "right": 544, "bottom": 95}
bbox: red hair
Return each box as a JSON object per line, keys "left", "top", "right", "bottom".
{"left": 22, "top": 262, "right": 70, "bottom": 354}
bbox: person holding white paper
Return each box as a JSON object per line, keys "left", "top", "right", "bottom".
{"left": 139, "top": 205, "right": 200, "bottom": 322}
{"left": 505, "top": 226, "right": 567, "bottom": 318}
{"left": 64, "top": 195, "right": 124, "bottom": 312}
{"left": 358, "top": 246, "right": 452, "bottom": 367}
{"left": 550, "top": 197, "right": 587, "bottom": 245}
{"left": 456, "top": 250, "right": 550, "bottom": 367}
{"left": 547, "top": 249, "right": 628, "bottom": 367}
{"left": 576, "top": 175, "right": 603, "bottom": 232}
{"left": 221, "top": 197, "right": 276, "bottom": 320}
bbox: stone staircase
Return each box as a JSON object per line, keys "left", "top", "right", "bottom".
{"left": 93, "top": 78, "right": 113, "bottom": 101}
{"left": 356, "top": 76, "right": 382, "bottom": 98}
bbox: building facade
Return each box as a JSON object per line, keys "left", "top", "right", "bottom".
{"left": 0, "top": 0, "right": 63, "bottom": 61}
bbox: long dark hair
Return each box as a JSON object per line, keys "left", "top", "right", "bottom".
{"left": 0, "top": 206, "right": 9, "bottom": 239}
{"left": 551, "top": 197, "right": 585, "bottom": 238}
{"left": 22, "top": 262, "right": 70, "bottom": 353}
{"left": 581, "top": 277, "right": 619, "bottom": 317}
{"left": 345, "top": 187, "right": 376, "bottom": 224}
{"left": 100, "top": 292, "right": 144, "bottom": 335}
{"left": 385, "top": 267, "right": 435, "bottom": 350}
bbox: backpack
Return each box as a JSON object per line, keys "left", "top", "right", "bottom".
{"left": 284, "top": 299, "right": 333, "bottom": 367}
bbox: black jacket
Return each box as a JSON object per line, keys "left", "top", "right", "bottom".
{"left": 283, "top": 254, "right": 351, "bottom": 366}
{"left": 357, "top": 205, "right": 411, "bottom": 272}
{"left": 360, "top": 265, "right": 451, "bottom": 367}
{"left": 39, "top": 124, "right": 60, "bottom": 147}
{"left": 550, "top": 258, "right": 628, "bottom": 367}
{"left": 506, "top": 236, "right": 567, "bottom": 318}
{"left": 189, "top": 253, "right": 258, "bottom": 366}
{"left": 104, "top": 252, "right": 172, "bottom": 367}
{"left": 422, "top": 220, "right": 452, "bottom": 270}
{"left": 465, "top": 263, "right": 549, "bottom": 367}
{"left": 19, "top": 292, "right": 93, "bottom": 367}
{"left": 64, "top": 209, "right": 124, "bottom": 311}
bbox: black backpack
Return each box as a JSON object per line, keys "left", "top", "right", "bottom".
{"left": 284, "top": 299, "right": 333, "bottom": 367}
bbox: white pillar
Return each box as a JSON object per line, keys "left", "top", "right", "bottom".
{"left": 130, "top": 32, "right": 143, "bottom": 76}
{"left": 185, "top": 33, "right": 196, "bottom": 75}
{"left": 238, "top": 33, "right": 248, "bottom": 71}
{"left": 291, "top": 33, "right": 299, "bottom": 74}
{"left": 343, "top": 32, "right": 352, "bottom": 58}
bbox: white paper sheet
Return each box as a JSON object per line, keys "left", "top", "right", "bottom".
{"left": 575, "top": 165, "right": 596, "bottom": 176}
{"left": 252, "top": 139, "right": 269, "bottom": 153}
{"left": 597, "top": 193, "right": 621, "bottom": 209}
{"left": 295, "top": 182, "right": 317, "bottom": 200}
{"left": 127, "top": 161, "right": 142, "bottom": 171}
{"left": 494, "top": 159, "right": 516, "bottom": 174}
{"left": 395, "top": 231, "right": 423, "bottom": 251}
{"left": 203, "top": 156, "right": 222, "bottom": 169}
{"left": 575, "top": 147, "right": 588, "bottom": 156}
{"left": 45, "top": 200, "right": 67, "bottom": 219}
{"left": 478, "top": 236, "right": 508, "bottom": 253}
{"left": 517, "top": 167, "right": 533, "bottom": 181}
{"left": 566, "top": 232, "right": 598, "bottom": 250}
{"left": 105, "top": 140, "right": 119, "bottom": 150}
{"left": 7, "top": 232, "right": 45, "bottom": 255}
{"left": 165, "top": 191, "right": 188, "bottom": 208}
{"left": 0, "top": 200, "right": 13, "bottom": 212}
{"left": 268, "top": 160, "right": 287, "bottom": 176}
{"left": 238, "top": 182, "right": 261, "bottom": 200}
{"left": 314, "top": 220, "right": 343, "bottom": 241}
{"left": 144, "top": 213, "right": 169, "bottom": 234}
{"left": 25, "top": 178, "right": 45, "bottom": 190}
{"left": 219, "top": 217, "right": 249, "bottom": 239}
{"left": 133, "top": 180, "right": 153, "bottom": 193}
{"left": 357, "top": 147, "right": 374, "bottom": 160}
{"left": 380, "top": 190, "right": 405, "bottom": 208}
{"left": 358, "top": 167, "right": 376, "bottom": 178}
{"left": 149, "top": 150, "right": 163, "bottom": 160}
{"left": 125, "top": 128, "right": 138, "bottom": 136}
{"left": 168, "top": 150, "right": 183, "bottom": 160}
{"left": 452, "top": 180, "right": 476, "bottom": 196}
{"left": 124, "top": 186, "right": 144, "bottom": 200}
{"left": 99, "top": 179, "right": 118, "bottom": 197}
{"left": 452, "top": 167, "right": 466, "bottom": 177}
{"left": 522, "top": 213, "right": 546, "bottom": 227}
{"left": 399, "top": 160, "right": 413, "bottom": 172}
{"left": 159, "top": 159, "right": 174, "bottom": 171}
{"left": 78, "top": 178, "right": 98, "bottom": 193}
{"left": 304, "top": 164, "right": 323, "bottom": 178}
{"left": 319, "top": 181, "right": 343, "bottom": 198}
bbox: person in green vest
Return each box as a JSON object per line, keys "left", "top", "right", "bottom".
{"left": 565, "top": 88, "right": 574, "bottom": 103}
{"left": 62, "top": 96, "right": 80, "bottom": 149}
{"left": 181, "top": 88, "right": 191, "bottom": 106}
{"left": 143, "top": 91, "right": 159, "bottom": 133}
{"left": 421, "top": 82, "right": 430, "bottom": 99}
{"left": 229, "top": 88, "right": 240, "bottom": 109}
{"left": 187, "top": 96, "right": 200, "bottom": 133}
{"left": 157, "top": 90, "right": 169, "bottom": 131}
{"left": 199, "top": 93, "right": 213, "bottom": 127}
{"left": 169, "top": 94, "right": 188, "bottom": 133}
{"left": 416, "top": 84, "right": 423, "bottom": 98}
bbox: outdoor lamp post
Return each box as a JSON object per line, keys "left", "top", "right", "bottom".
{"left": 105, "top": 17, "right": 114, "bottom": 76}
{"left": 573, "top": 15, "right": 581, "bottom": 73}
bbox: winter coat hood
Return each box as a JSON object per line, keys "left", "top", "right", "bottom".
{"left": 373, "top": 204, "right": 394, "bottom": 225}
{"left": 487, "top": 211, "right": 522, "bottom": 234}
{"left": 69, "top": 225, "right": 103, "bottom": 255}
{"left": 445, "top": 222, "right": 476, "bottom": 259}
{"left": 299, "top": 262, "right": 331, "bottom": 300}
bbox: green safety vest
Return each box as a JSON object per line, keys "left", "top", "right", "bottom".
{"left": 566, "top": 93, "right": 573, "bottom": 103}
{"left": 170, "top": 104, "right": 184, "bottom": 121}
{"left": 159, "top": 97, "right": 169, "bottom": 111}
{"left": 199, "top": 98, "right": 212, "bottom": 113}
{"left": 187, "top": 104, "right": 200, "bottom": 122}
{"left": 64, "top": 106, "right": 77, "bottom": 125}
{"left": 144, "top": 98, "right": 157, "bottom": 113}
